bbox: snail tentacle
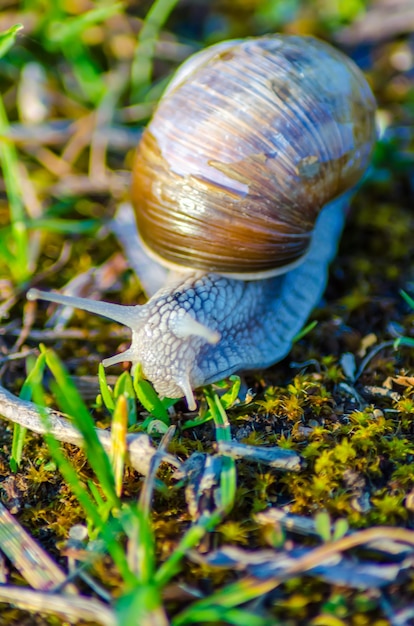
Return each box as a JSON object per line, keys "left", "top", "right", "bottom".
{"left": 27, "top": 288, "right": 148, "bottom": 331}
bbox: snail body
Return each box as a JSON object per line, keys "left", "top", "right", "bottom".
{"left": 28, "top": 35, "right": 376, "bottom": 409}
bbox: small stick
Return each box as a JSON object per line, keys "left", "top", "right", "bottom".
{"left": 0, "top": 502, "right": 75, "bottom": 592}
{"left": 256, "top": 508, "right": 414, "bottom": 556}
{"left": 139, "top": 426, "right": 177, "bottom": 514}
{"left": 217, "top": 440, "right": 303, "bottom": 472}
{"left": 0, "top": 383, "right": 179, "bottom": 475}
{"left": 0, "top": 585, "right": 115, "bottom": 626}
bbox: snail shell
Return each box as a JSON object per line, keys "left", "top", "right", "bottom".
{"left": 132, "top": 34, "right": 376, "bottom": 278}
{"left": 28, "top": 35, "right": 376, "bottom": 409}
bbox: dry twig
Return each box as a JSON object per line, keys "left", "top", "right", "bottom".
{"left": 0, "top": 586, "right": 115, "bottom": 626}
{"left": 0, "top": 383, "right": 180, "bottom": 475}
{"left": 0, "top": 502, "right": 75, "bottom": 592}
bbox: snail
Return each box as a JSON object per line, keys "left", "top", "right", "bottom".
{"left": 27, "top": 34, "right": 376, "bottom": 410}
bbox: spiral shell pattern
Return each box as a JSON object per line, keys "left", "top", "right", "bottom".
{"left": 132, "top": 35, "right": 376, "bottom": 277}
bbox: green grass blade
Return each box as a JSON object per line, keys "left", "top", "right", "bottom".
{"left": 133, "top": 366, "right": 170, "bottom": 423}
{"left": 0, "top": 230, "right": 15, "bottom": 264}
{"left": 116, "top": 585, "right": 165, "bottom": 626}
{"left": 28, "top": 379, "right": 105, "bottom": 529}
{"left": 218, "top": 454, "right": 237, "bottom": 514}
{"left": 134, "top": 507, "right": 156, "bottom": 584}
{"left": 0, "top": 26, "right": 29, "bottom": 282}
{"left": 111, "top": 395, "right": 128, "bottom": 497}
{"left": 333, "top": 518, "right": 349, "bottom": 541}
{"left": 63, "top": 42, "right": 105, "bottom": 104}
{"left": 99, "top": 520, "right": 139, "bottom": 586}
{"left": 155, "top": 511, "right": 222, "bottom": 587}
{"left": 25, "top": 356, "right": 137, "bottom": 583}
{"left": 41, "top": 347, "right": 119, "bottom": 508}
{"left": 204, "top": 387, "right": 236, "bottom": 513}
{"left": 315, "top": 510, "right": 332, "bottom": 542}
{"left": 39, "top": 431, "right": 104, "bottom": 528}
{"left": 114, "top": 372, "right": 137, "bottom": 426}
{"left": 0, "top": 24, "right": 23, "bottom": 59}
{"left": 87, "top": 480, "right": 110, "bottom": 515}
{"left": 45, "top": 3, "right": 125, "bottom": 104}
{"left": 27, "top": 217, "right": 98, "bottom": 234}
{"left": 121, "top": 506, "right": 156, "bottom": 584}
{"left": 173, "top": 605, "right": 272, "bottom": 626}
{"left": 173, "top": 575, "right": 281, "bottom": 618}
{"left": 220, "top": 376, "right": 241, "bottom": 407}
{"left": 400, "top": 289, "right": 414, "bottom": 310}
{"left": 48, "top": 4, "right": 124, "bottom": 44}
{"left": 131, "top": 0, "right": 180, "bottom": 98}
{"left": 10, "top": 424, "right": 27, "bottom": 473}
{"left": 98, "top": 364, "right": 115, "bottom": 412}
{"left": 184, "top": 377, "right": 241, "bottom": 430}
{"left": 293, "top": 320, "right": 318, "bottom": 342}
{"left": 10, "top": 354, "right": 47, "bottom": 470}
{"left": 0, "top": 90, "right": 29, "bottom": 282}
{"left": 394, "top": 337, "right": 414, "bottom": 348}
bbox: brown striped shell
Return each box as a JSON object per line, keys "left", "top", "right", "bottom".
{"left": 131, "top": 34, "right": 376, "bottom": 278}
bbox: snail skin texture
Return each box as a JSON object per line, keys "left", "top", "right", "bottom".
{"left": 27, "top": 34, "right": 376, "bottom": 410}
